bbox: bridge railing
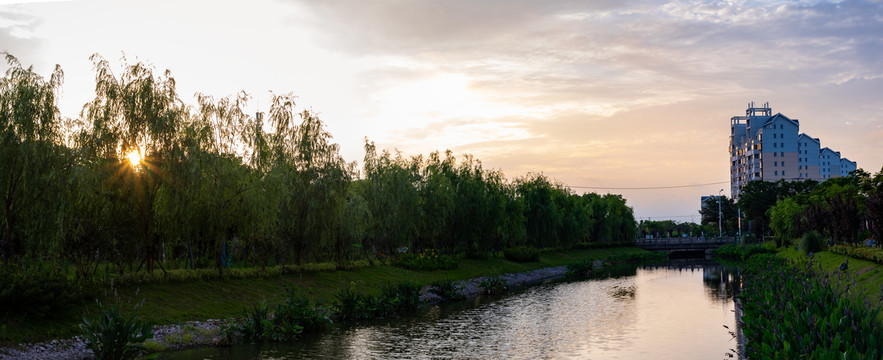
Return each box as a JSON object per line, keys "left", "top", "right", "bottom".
{"left": 635, "top": 236, "right": 737, "bottom": 247}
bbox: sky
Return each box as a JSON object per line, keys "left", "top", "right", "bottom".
{"left": 1, "top": 0, "right": 882, "bottom": 222}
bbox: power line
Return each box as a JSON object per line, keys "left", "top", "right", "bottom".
{"left": 566, "top": 181, "right": 729, "bottom": 190}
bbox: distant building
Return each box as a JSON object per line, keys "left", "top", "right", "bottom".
{"left": 820, "top": 147, "right": 840, "bottom": 180}
{"left": 729, "top": 102, "right": 856, "bottom": 198}
{"left": 840, "top": 158, "right": 857, "bottom": 177}
{"left": 797, "top": 133, "right": 821, "bottom": 181}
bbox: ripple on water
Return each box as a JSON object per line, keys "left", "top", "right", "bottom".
{"left": 160, "top": 264, "right": 739, "bottom": 360}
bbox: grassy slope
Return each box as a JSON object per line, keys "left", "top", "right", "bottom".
{"left": 777, "top": 247, "right": 883, "bottom": 320}
{"left": 2, "top": 247, "right": 647, "bottom": 344}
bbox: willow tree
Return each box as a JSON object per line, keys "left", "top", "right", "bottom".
{"left": 362, "top": 140, "right": 421, "bottom": 255}
{"left": 157, "top": 92, "right": 274, "bottom": 272}
{"left": 81, "top": 54, "right": 185, "bottom": 273}
{"left": 263, "top": 93, "right": 353, "bottom": 265}
{"left": 0, "top": 53, "right": 64, "bottom": 266}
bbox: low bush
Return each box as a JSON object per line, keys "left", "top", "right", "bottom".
{"left": 566, "top": 252, "right": 665, "bottom": 278}
{"left": 112, "top": 262, "right": 339, "bottom": 287}
{"left": 231, "top": 302, "right": 270, "bottom": 342}
{"left": 503, "top": 246, "right": 540, "bottom": 262}
{"left": 479, "top": 276, "right": 508, "bottom": 295}
{"left": 605, "top": 252, "right": 667, "bottom": 263}
{"left": 227, "top": 289, "right": 331, "bottom": 343}
{"left": 332, "top": 284, "right": 372, "bottom": 322}
{"left": 799, "top": 231, "right": 826, "bottom": 255}
{"left": 711, "top": 244, "right": 774, "bottom": 261}
{"left": 271, "top": 287, "right": 330, "bottom": 340}
{"left": 829, "top": 244, "right": 883, "bottom": 264}
{"left": 739, "top": 254, "right": 883, "bottom": 359}
{"left": 391, "top": 249, "right": 457, "bottom": 271}
{"left": 0, "top": 267, "right": 85, "bottom": 319}
{"left": 79, "top": 304, "right": 153, "bottom": 360}
{"left": 571, "top": 241, "right": 635, "bottom": 249}
{"left": 376, "top": 281, "right": 421, "bottom": 316}
{"left": 566, "top": 259, "right": 594, "bottom": 278}
{"left": 429, "top": 279, "right": 464, "bottom": 300}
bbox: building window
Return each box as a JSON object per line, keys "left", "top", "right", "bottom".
{"left": 775, "top": 171, "right": 778, "bottom": 176}
{"left": 774, "top": 152, "right": 777, "bottom": 157}
{"left": 780, "top": 124, "right": 783, "bottom": 129}
{"left": 774, "top": 143, "right": 777, "bottom": 148}
{"left": 774, "top": 161, "right": 778, "bottom": 166}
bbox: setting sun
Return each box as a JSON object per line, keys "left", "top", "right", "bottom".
{"left": 126, "top": 149, "right": 142, "bottom": 168}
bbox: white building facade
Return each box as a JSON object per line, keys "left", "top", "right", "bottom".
{"left": 729, "top": 102, "right": 857, "bottom": 198}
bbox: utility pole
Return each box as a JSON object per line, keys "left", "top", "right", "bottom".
{"left": 718, "top": 189, "right": 724, "bottom": 238}
{"left": 737, "top": 208, "right": 741, "bottom": 237}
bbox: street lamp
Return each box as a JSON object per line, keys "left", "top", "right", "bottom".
{"left": 718, "top": 189, "right": 724, "bottom": 238}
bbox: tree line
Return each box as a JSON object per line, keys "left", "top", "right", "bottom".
{"left": 0, "top": 53, "right": 637, "bottom": 279}
{"left": 698, "top": 170, "right": 883, "bottom": 246}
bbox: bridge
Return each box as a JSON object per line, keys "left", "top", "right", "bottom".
{"left": 635, "top": 237, "right": 737, "bottom": 253}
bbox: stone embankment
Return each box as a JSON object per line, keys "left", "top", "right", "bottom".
{"left": 1, "top": 263, "right": 590, "bottom": 360}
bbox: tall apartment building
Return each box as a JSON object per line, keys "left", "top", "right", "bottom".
{"left": 797, "top": 133, "right": 821, "bottom": 181}
{"left": 841, "top": 158, "right": 857, "bottom": 177}
{"left": 729, "top": 102, "right": 856, "bottom": 198}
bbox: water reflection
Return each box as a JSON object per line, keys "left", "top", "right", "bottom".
{"left": 161, "top": 260, "right": 741, "bottom": 360}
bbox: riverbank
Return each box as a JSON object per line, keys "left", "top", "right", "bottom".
{"left": 0, "top": 247, "right": 647, "bottom": 359}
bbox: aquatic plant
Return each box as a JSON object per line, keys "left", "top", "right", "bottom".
{"left": 565, "top": 259, "right": 595, "bottom": 278}
{"left": 429, "top": 279, "right": 464, "bottom": 300}
{"left": 739, "top": 254, "right": 883, "bottom": 359}
{"left": 271, "top": 287, "right": 330, "bottom": 340}
{"left": 479, "top": 276, "right": 508, "bottom": 295}
{"left": 374, "top": 281, "right": 422, "bottom": 316}
{"left": 79, "top": 304, "right": 153, "bottom": 360}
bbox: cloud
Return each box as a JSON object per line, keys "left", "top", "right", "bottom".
{"left": 6, "top": 0, "right": 883, "bottom": 220}
{"left": 0, "top": 5, "right": 45, "bottom": 70}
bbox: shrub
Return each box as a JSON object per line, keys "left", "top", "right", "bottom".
{"left": 739, "top": 254, "right": 883, "bottom": 358}
{"left": 829, "top": 244, "right": 883, "bottom": 264}
{"left": 503, "top": 246, "right": 540, "bottom": 262}
{"left": 479, "top": 276, "right": 508, "bottom": 295}
{"left": 376, "top": 281, "right": 421, "bottom": 316}
{"left": 566, "top": 259, "right": 595, "bottom": 278}
{"left": 799, "top": 231, "right": 826, "bottom": 255}
{"left": 332, "top": 284, "right": 373, "bottom": 321}
{"left": 711, "top": 244, "right": 773, "bottom": 261}
{"left": 429, "top": 280, "right": 464, "bottom": 300}
{"left": 572, "top": 241, "right": 635, "bottom": 249}
{"left": 79, "top": 304, "right": 153, "bottom": 360}
{"left": 271, "top": 287, "right": 330, "bottom": 340}
{"left": 230, "top": 302, "right": 270, "bottom": 342}
{"left": 605, "top": 252, "right": 667, "bottom": 263}
{"left": 226, "top": 289, "right": 331, "bottom": 343}
{"left": 0, "top": 268, "right": 84, "bottom": 319}
{"left": 391, "top": 249, "right": 458, "bottom": 271}
{"left": 111, "top": 262, "right": 339, "bottom": 287}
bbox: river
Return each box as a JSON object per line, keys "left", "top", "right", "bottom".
{"left": 159, "top": 260, "right": 742, "bottom": 359}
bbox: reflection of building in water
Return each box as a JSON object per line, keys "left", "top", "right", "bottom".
{"left": 642, "top": 259, "right": 745, "bottom": 359}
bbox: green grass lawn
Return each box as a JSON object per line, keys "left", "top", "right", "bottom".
{"left": 1, "top": 247, "right": 647, "bottom": 344}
